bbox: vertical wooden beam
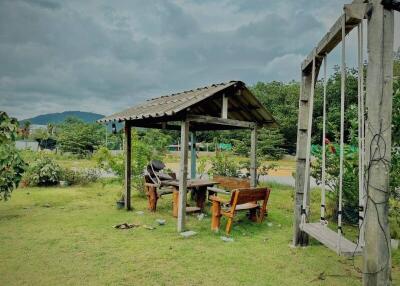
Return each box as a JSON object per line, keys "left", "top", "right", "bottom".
{"left": 363, "top": 1, "right": 393, "bottom": 284}
{"left": 222, "top": 94, "right": 228, "bottom": 119}
{"left": 293, "top": 60, "right": 321, "bottom": 246}
{"left": 124, "top": 122, "right": 132, "bottom": 211}
{"left": 190, "top": 132, "right": 196, "bottom": 179}
{"left": 177, "top": 120, "right": 189, "bottom": 232}
{"left": 250, "top": 127, "right": 257, "bottom": 188}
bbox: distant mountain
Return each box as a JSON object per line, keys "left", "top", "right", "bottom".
{"left": 20, "top": 111, "right": 104, "bottom": 125}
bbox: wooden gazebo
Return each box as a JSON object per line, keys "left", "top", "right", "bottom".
{"left": 98, "top": 80, "right": 277, "bottom": 232}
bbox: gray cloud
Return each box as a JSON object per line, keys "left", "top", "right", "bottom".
{"left": 0, "top": 0, "right": 398, "bottom": 119}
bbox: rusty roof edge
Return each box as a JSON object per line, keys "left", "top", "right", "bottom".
{"left": 159, "top": 81, "right": 239, "bottom": 117}
{"left": 97, "top": 81, "right": 240, "bottom": 123}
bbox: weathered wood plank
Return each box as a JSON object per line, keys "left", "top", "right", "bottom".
{"left": 190, "top": 132, "right": 196, "bottom": 179}
{"left": 301, "top": 1, "right": 369, "bottom": 72}
{"left": 301, "top": 223, "right": 362, "bottom": 256}
{"left": 124, "top": 122, "right": 132, "bottom": 211}
{"left": 188, "top": 115, "right": 256, "bottom": 129}
{"left": 363, "top": 1, "right": 394, "bottom": 284}
{"left": 250, "top": 127, "right": 257, "bottom": 188}
{"left": 222, "top": 94, "right": 228, "bottom": 119}
{"left": 293, "top": 66, "right": 318, "bottom": 245}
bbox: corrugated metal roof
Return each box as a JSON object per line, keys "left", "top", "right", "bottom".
{"left": 98, "top": 80, "right": 276, "bottom": 127}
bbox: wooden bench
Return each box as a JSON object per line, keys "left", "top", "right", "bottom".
{"left": 210, "top": 187, "right": 271, "bottom": 235}
{"left": 144, "top": 173, "right": 176, "bottom": 212}
{"left": 144, "top": 183, "right": 174, "bottom": 212}
{"left": 207, "top": 175, "right": 250, "bottom": 197}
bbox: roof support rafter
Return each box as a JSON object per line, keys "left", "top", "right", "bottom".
{"left": 187, "top": 115, "right": 258, "bottom": 129}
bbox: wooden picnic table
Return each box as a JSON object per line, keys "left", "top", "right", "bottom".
{"left": 162, "top": 179, "right": 217, "bottom": 217}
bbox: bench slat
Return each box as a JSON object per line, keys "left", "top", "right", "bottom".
{"left": 207, "top": 187, "right": 230, "bottom": 195}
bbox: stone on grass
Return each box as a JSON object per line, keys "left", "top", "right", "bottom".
{"left": 197, "top": 213, "right": 204, "bottom": 221}
{"left": 221, "top": 236, "right": 234, "bottom": 242}
{"left": 267, "top": 222, "right": 273, "bottom": 227}
{"left": 113, "top": 223, "right": 140, "bottom": 229}
{"left": 156, "top": 219, "right": 166, "bottom": 225}
{"left": 135, "top": 211, "right": 144, "bottom": 215}
{"left": 143, "top": 225, "right": 155, "bottom": 230}
{"left": 180, "top": 230, "right": 197, "bottom": 238}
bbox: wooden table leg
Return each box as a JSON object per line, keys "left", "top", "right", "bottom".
{"left": 172, "top": 186, "right": 179, "bottom": 217}
{"left": 146, "top": 185, "right": 158, "bottom": 212}
{"left": 195, "top": 186, "right": 207, "bottom": 211}
{"left": 211, "top": 200, "right": 221, "bottom": 231}
{"left": 249, "top": 208, "right": 258, "bottom": 222}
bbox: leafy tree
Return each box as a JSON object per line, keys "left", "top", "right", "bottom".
{"left": 19, "top": 120, "right": 31, "bottom": 139}
{"left": 251, "top": 81, "right": 300, "bottom": 151}
{"left": 140, "top": 129, "right": 172, "bottom": 156}
{"left": 311, "top": 142, "right": 360, "bottom": 224}
{"left": 106, "top": 131, "right": 123, "bottom": 150}
{"left": 57, "top": 117, "right": 103, "bottom": 156}
{"left": 209, "top": 151, "right": 242, "bottom": 178}
{"left": 257, "top": 128, "right": 285, "bottom": 160}
{"left": 391, "top": 60, "right": 400, "bottom": 197}
{"left": 393, "top": 60, "right": 400, "bottom": 145}
{"left": 94, "top": 129, "right": 156, "bottom": 194}
{"left": 0, "top": 111, "right": 26, "bottom": 201}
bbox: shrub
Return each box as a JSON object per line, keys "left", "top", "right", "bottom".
{"left": 0, "top": 111, "right": 26, "bottom": 200}
{"left": 389, "top": 198, "right": 400, "bottom": 239}
{"left": 94, "top": 130, "right": 155, "bottom": 194}
{"left": 391, "top": 147, "right": 400, "bottom": 199}
{"left": 60, "top": 168, "right": 99, "bottom": 185}
{"left": 93, "top": 146, "right": 124, "bottom": 177}
{"left": 311, "top": 143, "right": 359, "bottom": 224}
{"left": 0, "top": 144, "right": 26, "bottom": 200}
{"left": 209, "top": 152, "right": 241, "bottom": 178}
{"left": 23, "top": 157, "right": 61, "bottom": 186}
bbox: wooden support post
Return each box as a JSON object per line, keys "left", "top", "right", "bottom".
{"left": 146, "top": 185, "right": 158, "bottom": 212}
{"left": 211, "top": 201, "right": 221, "bottom": 231}
{"left": 124, "top": 122, "right": 132, "bottom": 211}
{"left": 222, "top": 94, "right": 228, "bottom": 119}
{"left": 190, "top": 132, "right": 196, "bottom": 179}
{"left": 177, "top": 120, "right": 189, "bottom": 232}
{"left": 250, "top": 127, "right": 257, "bottom": 188}
{"left": 293, "top": 62, "right": 321, "bottom": 246}
{"left": 172, "top": 186, "right": 179, "bottom": 217}
{"left": 363, "top": 1, "right": 393, "bottom": 284}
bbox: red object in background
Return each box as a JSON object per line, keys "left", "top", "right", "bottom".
{"left": 324, "top": 138, "right": 336, "bottom": 154}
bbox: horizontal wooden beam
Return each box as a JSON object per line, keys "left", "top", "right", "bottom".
{"left": 301, "top": 1, "right": 371, "bottom": 72}
{"left": 188, "top": 115, "right": 257, "bottom": 129}
{"left": 130, "top": 122, "right": 181, "bottom": 131}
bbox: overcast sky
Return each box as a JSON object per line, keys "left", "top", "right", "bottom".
{"left": 1, "top": 0, "right": 399, "bottom": 120}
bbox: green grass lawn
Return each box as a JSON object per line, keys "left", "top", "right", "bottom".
{"left": 0, "top": 182, "right": 398, "bottom": 286}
